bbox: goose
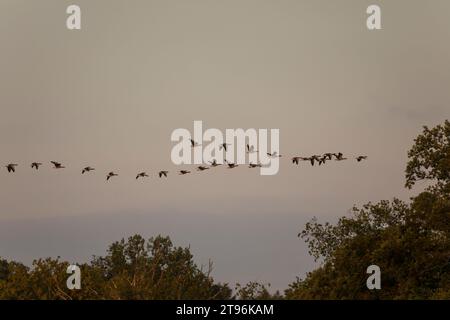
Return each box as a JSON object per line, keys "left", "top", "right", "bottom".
{"left": 248, "top": 162, "right": 262, "bottom": 168}
{"left": 5, "top": 164, "right": 17, "bottom": 173}
{"left": 227, "top": 162, "right": 239, "bottom": 169}
{"left": 208, "top": 159, "right": 221, "bottom": 167}
{"left": 309, "top": 155, "right": 321, "bottom": 166}
{"left": 189, "top": 139, "right": 201, "bottom": 148}
{"left": 267, "top": 152, "right": 282, "bottom": 158}
{"left": 356, "top": 156, "right": 368, "bottom": 162}
{"left": 318, "top": 156, "right": 328, "bottom": 166}
{"left": 292, "top": 157, "right": 305, "bottom": 165}
{"left": 333, "top": 152, "right": 344, "bottom": 160}
{"left": 82, "top": 166, "right": 95, "bottom": 174}
{"left": 31, "top": 162, "right": 42, "bottom": 170}
{"left": 51, "top": 161, "right": 65, "bottom": 169}
{"left": 219, "top": 143, "right": 230, "bottom": 151}
{"left": 179, "top": 170, "right": 191, "bottom": 175}
{"left": 106, "top": 172, "right": 118, "bottom": 181}
{"left": 158, "top": 171, "right": 169, "bottom": 178}
{"left": 323, "top": 153, "right": 334, "bottom": 160}
{"left": 136, "top": 172, "right": 149, "bottom": 179}
{"left": 197, "top": 166, "right": 209, "bottom": 171}
{"left": 246, "top": 144, "right": 258, "bottom": 153}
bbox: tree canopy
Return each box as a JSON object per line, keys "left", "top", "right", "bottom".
{"left": 287, "top": 120, "right": 450, "bottom": 299}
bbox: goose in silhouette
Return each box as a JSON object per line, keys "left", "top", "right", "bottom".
{"left": 248, "top": 162, "right": 262, "bottom": 168}
{"left": 208, "top": 159, "right": 221, "bottom": 167}
{"left": 51, "top": 161, "right": 65, "bottom": 169}
{"left": 226, "top": 162, "right": 239, "bottom": 169}
{"left": 179, "top": 170, "right": 191, "bottom": 175}
{"left": 189, "top": 139, "right": 201, "bottom": 148}
{"left": 356, "top": 156, "right": 368, "bottom": 162}
{"left": 267, "top": 152, "right": 282, "bottom": 158}
{"left": 323, "top": 153, "right": 334, "bottom": 160}
{"left": 318, "top": 156, "right": 329, "bottom": 166}
{"left": 5, "top": 164, "right": 17, "bottom": 173}
{"left": 246, "top": 144, "right": 258, "bottom": 153}
{"left": 333, "top": 152, "right": 344, "bottom": 160}
{"left": 158, "top": 171, "right": 169, "bottom": 178}
{"left": 219, "top": 143, "right": 230, "bottom": 151}
{"left": 106, "top": 172, "right": 118, "bottom": 181}
{"left": 308, "top": 155, "right": 321, "bottom": 166}
{"left": 31, "top": 162, "right": 42, "bottom": 170}
{"left": 197, "top": 166, "right": 209, "bottom": 171}
{"left": 82, "top": 166, "right": 95, "bottom": 174}
{"left": 136, "top": 172, "right": 149, "bottom": 179}
{"left": 292, "top": 157, "right": 305, "bottom": 165}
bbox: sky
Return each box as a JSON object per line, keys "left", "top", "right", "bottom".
{"left": 0, "top": 0, "right": 449, "bottom": 291}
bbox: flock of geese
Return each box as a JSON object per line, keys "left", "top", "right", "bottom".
{"left": 3, "top": 143, "right": 367, "bottom": 181}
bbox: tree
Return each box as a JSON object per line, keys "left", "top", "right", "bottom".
{"left": 0, "top": 235, "right": 232, "bottom": 300}
{"left": 287, "top": 120, "right": 450, "bottom": 299}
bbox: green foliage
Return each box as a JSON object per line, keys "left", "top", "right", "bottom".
{"left": 0, "top": 235, "right": 232, "bottom": 300}
{"left": 405, "top": 120, "right": 450, "bottom": 190}
{"left": 288, "top": 120, "right": 450, "bottom": 299}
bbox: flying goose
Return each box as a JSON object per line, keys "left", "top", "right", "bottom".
{"left": 318, "top": 156, "right": 328, "bottom": 166}
{"left": 333, "top": 152, "right": 344, "bottom": 160}
{"left": 248, "top": 162, "right": 262, "bottom": 168}
{"left": 197, "top": 166, "right": 209, "bottom": 171}
{"left": 158, "top": 171, "right": 168, "bottom": 178}
{"left": 82, "top": 166, "right": 95, "bottom": 174}
{"left": 267, "top": 151, "right": 282, "bottom": 158}
{"left": 308, "top": 155, "right": 321, "bottom": 166}
{"left": 292, "top": 157, "right": 305, "bottom": 165}
{"left": 106, "top": 172, "right": 118, "bottom": 181}
{"left": 356, "top": 156, "right": 368, "bottom": 162}
{"left": 5, "top": 164, "right": 17, "bottom": 173}
{"left": 136, "top": 172, "right": 149, "bottom": 179}
{"left": 323, "top": 153, "right": 334, "bottom": 160}
{"left": 226, "top": 162, "right": 239, "bottom": 169}
{"left": 208, "top": 159, "right": 221, "bottom": 167}
{"left": 219, "top": 143, "right": 230, "bottom": 151}
{"left": 189, "top": 139, "right": 201, "bottom": 148}
{"left": 31, "top": 162, "right": 42, "bottom": 170}
{"left": 51, "top": 161, "right": 65, "bottom": 169}
{"left": 179, "top": 170, "right": 191, "bottom": 175}
{"left": 246, "top": 144, "right": 258, "bottom": 153}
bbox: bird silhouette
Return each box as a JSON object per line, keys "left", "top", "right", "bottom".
{"left": 292, "top": 157, "right": 304, "bottom": 165}
{"left": 5, "top": 164, "right": 17, "bottom": 173}
{"left": 226, "top": 162, "right": 239, "bottom": 169}
{"left": 246, "top": 144, "right": 258, "bottom": 153}
{"left": 106, "top": 172, "right": 118, "bottom": 181}
{"left": 51, "top": 161, "right": 65, "bottom": 169}
{"left": 179, "top": 170, "right": 191, "bottom": 175}
{"left": 31, "top": 162, "right": 42, "bottom": 170}
{"left": 208, "top": 159, "right": 221, "bottom": 167}
{"left": 248, "top": 162, "right": 262, "bottom": 168}
{"left": 267, "top": 152, "right": 282, "bottom": 158}
{"left": 197, "top": 166, "right": 209, "bottom": 171}
{"left": 82, "top": 166, "right": 95, "bottom": 174}
{"left": 333, "top": 153, "right": 344, "bottom": 160}
{"left": 158, "top": 171, "right": 169, "bottom": 178}
{"left": 219, "top": 143, "right": 230, "bottom": 151}
{"left": 189, "top": 139, "right": 201, "bottom": 148}
{"left": 136, "top": 172, "right": 149, "bottom": 179}
{"left": 356, "top": 156, "right": 368, "bottom": 162}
